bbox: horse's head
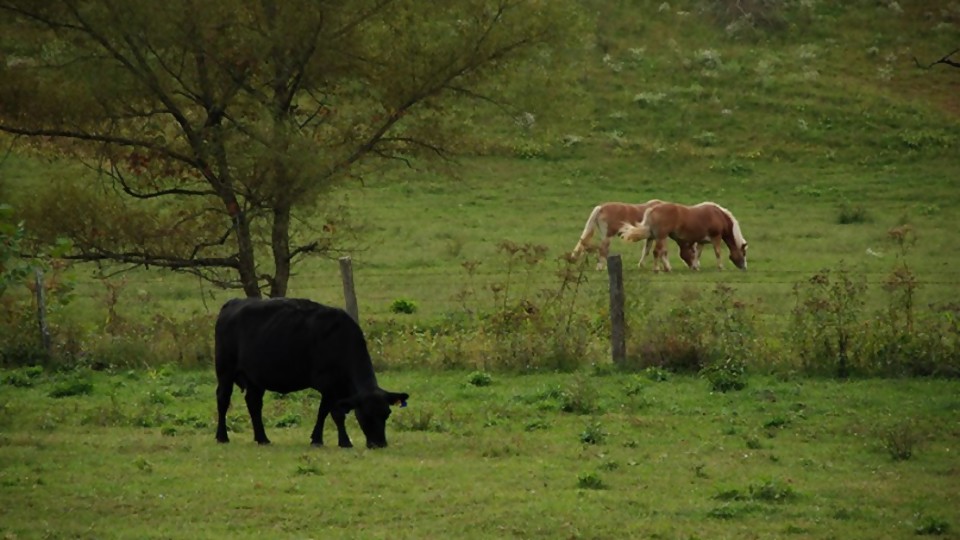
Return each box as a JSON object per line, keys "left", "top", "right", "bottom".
{"left": 679, "top": 243, "right": 700, "bottom": 270}
{"left": 729, "top": 241, "right": 748, "bottom": 270}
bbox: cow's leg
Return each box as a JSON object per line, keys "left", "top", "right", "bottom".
{"left": 332, "top": 409, "right": 353, "bottom": 448}
{"left": 215, "top": 380, "right": 234, "bottom": 443}
{"left": 310, "top": 396, "right": 333, "bottom": 446}
{"left": 244, "top": 386, "right": 270, "bottom": 445}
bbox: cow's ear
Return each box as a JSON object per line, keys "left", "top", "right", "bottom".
{"left": 336, "top": 396, "right": 360, "bottom": 413}
{"left": 387, "top": 391, "right": 409, "bottom": 408}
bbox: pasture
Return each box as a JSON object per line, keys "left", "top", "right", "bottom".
{"left": 2, "top": 1, "right": 960, "bottom": 537}
{"left": 1, "top": 367, "right": 958, "bottom": 539}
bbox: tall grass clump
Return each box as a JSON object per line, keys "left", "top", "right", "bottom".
{"left": 789, "top": 264, "right": 866, "bottom": 378}
{"left": 369, "top": 241, "right": 600, "bottom": 372}
{"left": 858, "top": 226, "right": 960, "bottom": 377}
{"left": 625, "top": 283, "right": 756, "bottom": 390}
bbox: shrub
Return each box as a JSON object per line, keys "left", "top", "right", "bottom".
{"left": 703, "top": 357, "right": 747, "bottom": 392}
{"left": 2, "top": 365, "right": 43, "bottom": 387}
{"left": 389, "top": 298, "right": 418, "bottom": 315}
{"left": 879, "top": 421, "right": 920, "bottom": 461}
{"left": 837, "top": 200, "right": 869, "bottom": 224}
{"left": 49, "top": 378, "right": 94, "bottom": 398}
{"left": 789, "top": 266, "right": 866, "bottom": 377}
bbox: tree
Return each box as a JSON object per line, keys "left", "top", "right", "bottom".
{"left": 0, "top": 0, "right": 584, "bottom": 297}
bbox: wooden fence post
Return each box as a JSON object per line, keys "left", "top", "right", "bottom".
{"left": 607, "top": 254, "right": 626, "bottom": 367}
{"left": 338, "top": 256, "right": 359, "bottom": 323}
{"left": 34, "top": 269, "right": 52, "bottom": 357}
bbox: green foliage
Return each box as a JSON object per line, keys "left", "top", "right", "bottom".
{"left": 0, "top": 204, "right": 30, "bottom": 299}
{"left": 48, "top": 376, "right": 94, "bottom": 398}
{"left": 703, "top": 357, "right": 747, "bottom": 392}
{"left": 879, "top": 420, "right": 921, "bottom": 461}
{"left": 576, "top": 471, "right": 607, "bottom": 490}
{"left": 1, "top": 365, "right": 43, "bottom": 387}
{"left": 578, "top": 419, "right": 606, "bottom": 445}
{"left": 0, "top": 369, "right": 958, "bottom": 537}
{"left": 837, "top": 200, "right": 870, "bottom": 224}
{"left": 466, "top": 371, "right": 493, "bottom": 387}
{"left": 748, "top": 478, "right": 797, "bottom": 503}
{"left": 790, "top": 266, "right": 866, "bottom": 377}
{"left": 389, "top": 298, "right": 418, "bottom": 315}
{"left": 914, "top": 514, "right": 950, "bottom": 536}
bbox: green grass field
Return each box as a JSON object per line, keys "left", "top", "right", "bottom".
{"left": 1, "top": 368, "right": 958, "bottom": 539}
{"left": 2, "top": 2, "right": 960, "bottom": 537}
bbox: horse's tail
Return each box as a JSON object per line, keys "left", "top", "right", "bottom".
{"left": 571, "top": 205, "right": 603, "bottom": 256}
{"left": 618, "top": 222, "right": 650, "bottom": 242}
{"left": 711, "top": 203, "right": 747, "bottom": 248}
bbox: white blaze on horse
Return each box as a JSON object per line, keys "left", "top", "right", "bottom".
{"left": 571, "top": 200, "right": 697, "bottom": 270}
{"left": 619, "top": 201, "right": 748, "bottom": 272}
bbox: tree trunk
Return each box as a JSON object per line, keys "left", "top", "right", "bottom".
{"left": 235, "top": 215, "right": 261, "bottom": 298}
{"left": 269, "top": 204, "right": 291, "bottom": 298}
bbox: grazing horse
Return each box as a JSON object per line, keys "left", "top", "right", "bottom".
{"left": 619, "top": 202, "right": 748, "bottom": 272}
{"left": 571, "top": 200, "right": 697, "bottom": 270}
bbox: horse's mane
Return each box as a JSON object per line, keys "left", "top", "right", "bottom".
{"left": 701, "top": 202, "right": 747, "bottom": 248}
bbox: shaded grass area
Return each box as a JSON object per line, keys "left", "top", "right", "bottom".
{"left": 1, "top": 368, "right": 958, "bottom": 538}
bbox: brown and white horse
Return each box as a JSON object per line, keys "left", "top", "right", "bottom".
{"left": 619, "top": 201, "right": 748, "bottom": 272}
{"left": 571, "top": 200, "right": 697, "bottom": 270}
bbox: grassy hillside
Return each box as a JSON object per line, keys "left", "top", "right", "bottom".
{"left": 1, "top": 0, "right": 958, "bottom": 368}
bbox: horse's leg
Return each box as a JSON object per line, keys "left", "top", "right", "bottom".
{"left": 637, "top": 238, "right": 653, "bottom": 268}
{"left": 658, "top": 239, "right": 672, "bottom": 272}
{"left": 712, "top": 237, "right": 723, "bottom": 270}
{"left": 597, "top": 236, "right": 610, "bottom": 271}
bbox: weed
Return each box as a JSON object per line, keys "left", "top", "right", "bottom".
{"left": 523, "top": 419, "right": 549, "bottom": 432}
{"left": 579, "top": 419, "right": 606, "bottom": 445}
{"left": 749, "top": 478, "right": 796, "bottom": 503}
{"left": 295, "top": 455, "right": 322, "bottom": 476}
{"left": 394, "top": 408, "right": 446, "bottom": 433}
{"left": 467, "top": 371, "right": 493, "bottom": 387}
{"left": 576, "top": 471, "right": 606, "bottom": 490}
{"left": 790, "top": 266, "right": 866, "bottom": 377}
{"left": 133, "top": 456, "right": 153, "bottom": 474}
{"left": 389, "top": 298, "right": 418, "bottom": 315}
{"left": 274, "top": 413, "right": 301, "bottom": 428}
{"left": 879, "top": 421, "right": 920, "bottom": 461}
{"left": 764, "top": 417, "right": 789, "bottom": 430}
{"left": 703, "top": 357, "right": 747, "bottom": 392}
{"left": 837, "top": 200, "right": 869, "bottom": 224}
{"left": 914, "top": 514, "right": 950, "bottom": 536}
{"left": 48, "top": 378, "right": 93, "bottom": 398}
{"left": 2, "top": 365, "right": 43, "bottom": 387}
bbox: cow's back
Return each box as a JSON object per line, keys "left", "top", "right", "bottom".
{"left": 215, "top": 298, "right": 371, "bottom": 394}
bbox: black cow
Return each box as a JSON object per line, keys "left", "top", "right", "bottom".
{"left": 214, "top": 297, "right": 409, "bottom": 448}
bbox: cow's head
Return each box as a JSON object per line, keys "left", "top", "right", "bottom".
{"left": 339, "top": 389, "right": 409, "bottom": 449}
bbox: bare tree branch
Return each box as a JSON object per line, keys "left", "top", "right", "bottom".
{"left": 914, "top": 48, "right": 960, "bottom": 69}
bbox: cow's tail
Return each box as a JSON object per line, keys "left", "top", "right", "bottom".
{"left": 571, "top": 205, "right": 603, "bottom": 257}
